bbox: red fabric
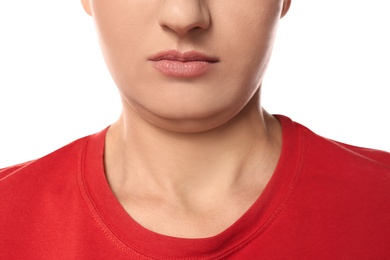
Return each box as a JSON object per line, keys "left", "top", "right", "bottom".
{"left": 1, "top": 115, "right": 390, "bottom": 259}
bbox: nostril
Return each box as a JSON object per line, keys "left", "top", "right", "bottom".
{"left": 158, "top": 2, "right": 211, "bottom": 36}
{"left": 160, "top": 22, "right": 209, "bottom": 37}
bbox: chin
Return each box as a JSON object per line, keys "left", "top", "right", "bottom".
{"left": 140, "top": 104, "right": 239, "bottom": 134}
{"left": 152, "top": 118, "right": 230, "bottom": 134}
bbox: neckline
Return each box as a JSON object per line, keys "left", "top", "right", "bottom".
{"left": 80, "top": 115, "right": 303, "bottom": 259}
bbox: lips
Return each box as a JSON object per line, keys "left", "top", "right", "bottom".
{"left": 149, "top": 50, "right": 219, "bottom": 78}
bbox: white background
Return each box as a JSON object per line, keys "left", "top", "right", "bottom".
{"left": 0, "top": 0, "right": 389, "bottom": 168}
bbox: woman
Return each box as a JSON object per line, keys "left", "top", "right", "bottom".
{"left": 1, "top": 0, "right": 389, "bottom": 259}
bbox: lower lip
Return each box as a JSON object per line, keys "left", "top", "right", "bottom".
{"left": 151, "top": 60, "right": 215, "bottom": 78}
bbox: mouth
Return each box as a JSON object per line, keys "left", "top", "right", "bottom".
{"left": 148, "top": 50, "right": 219, "bottom": 78}
{"left": 149, "top": 50, "right": 219, "bottom": 63}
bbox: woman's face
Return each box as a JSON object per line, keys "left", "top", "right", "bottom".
{"left": 82, "top": 0, "right": 290, "bottom": 132}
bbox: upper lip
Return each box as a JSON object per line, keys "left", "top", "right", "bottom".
{"left": 149, "top": 50, "right": 219, "bottom": 63}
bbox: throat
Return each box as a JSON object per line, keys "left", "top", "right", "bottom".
{"left": 114, "top": 176, "right": 269, "bottom": 238}
{"left": 103, "top": 109, "right": 282, "bottom": 238}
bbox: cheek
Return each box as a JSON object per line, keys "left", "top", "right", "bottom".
{"left": 212, "top": 1, "right": 280, "bottom": 74}
{"left": 210, "top": 3, "right": 281, "bottom": 113}
{"left": 91, "top": 1, "right": 155, "bottom": 80}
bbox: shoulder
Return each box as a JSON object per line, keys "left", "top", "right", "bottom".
{"left": 277, "top": 114, "right": 390, "bottom": 169}
{"left": 0, "top": 130, "right": 108, "bottom": 257}
{"left": 0, "top": 127, "right": 108, "bottom": 196}
{"left": 270, "top": 115, "right": 390, "bottom": 258}
{"left": 0, "top": 137, "right": 88, "bottom": 181}
{"left": 299, "top": 121, "right": 390, "bottom": 171}
{"left": 277, "top": 114, "right": 390, "bottom": 194}
{"left": 286, "top": 117, "right": 390, "bottom": 206}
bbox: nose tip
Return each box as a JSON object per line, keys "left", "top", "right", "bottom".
{"left": 158, "top": 1, "right": 211, "bottom": 36}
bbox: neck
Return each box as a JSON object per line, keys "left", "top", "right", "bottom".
{"left": 104, "top": 95, "right": 282, "bottom": 206}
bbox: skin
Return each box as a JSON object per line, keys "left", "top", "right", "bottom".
{"left": 81, "top": 0, "right": 291, "bottom": 238}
